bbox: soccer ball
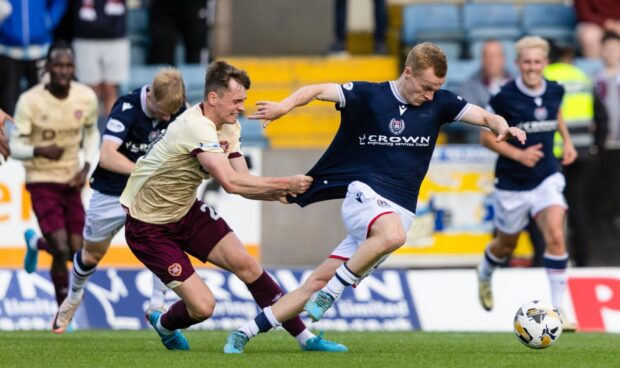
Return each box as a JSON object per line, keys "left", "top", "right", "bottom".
{"left": 513, "top": 300, "right": 563, "bottom": 349}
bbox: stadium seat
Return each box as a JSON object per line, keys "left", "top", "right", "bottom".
{"left": 401, "top": 4, "right": 462, "bottom": 45}
{"left": 522, "top": 4, "right": 576, "bottom": 45}
{"left": 444, "top": 59, "right": 480, "bottom": 93}
{"left": 239, "top": 116, "right": 270, "bottom": 148}
{"left": 463, "top": 3, "right": 522, "bottom": 42}
{"left": 127, "top": 7, "right": 149, "bottom": 44}
{"left": 434, "top": 41, "right": 462, "bottom": 60}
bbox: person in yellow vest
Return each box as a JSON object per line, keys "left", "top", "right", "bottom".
{"left": 543, "top": 43, "right": 595, "bottom": 267}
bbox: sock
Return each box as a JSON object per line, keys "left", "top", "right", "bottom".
{"left": 156, "top": 315, "right": 174, "bottom": 336}
{"left": 543, "top": 253, "right": 569, "bottom": 308}
{"left": 246, "top": 271, "right": 306, "bottom": 337}
{"left": 295, "top": 329, "right": 315, "bottom": 347}
{"left": 239, "top": 306, "right": 281, "bottom": 339}
{"left": 323, "top": 262, "right": 360, "bottom": 300}
{"left": 160, "top": 300, "right": 199, "bottom": 331}
{"left": 51, "top": 270, "right": 69, "bottom": 306}
{"left": 69, "top": 250, "right": 96, "bottom": 302}
{"left": 148, "top": 273, "right": 168, "bottom": 309}
{"left": 478, "top": 245, "right": 507, "bottom": 280}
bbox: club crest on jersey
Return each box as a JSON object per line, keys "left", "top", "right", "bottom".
{"left": 343, "top": 82, "right": 354, "bottom": 90}
{"left": 168, "top": 263, "right": 182, "bottom": 277}
{"left": 377, "top": 199, "right": 390, "bottom": 208}
{"left": 534, "top": 107, "right": 548, "bottom": 121}
{"left": 389, "top": 118, "right": 406, "bottom": 135}
{"left": 148, "top": 129, "right": 161, "bottom": 142}
{"left": 74, "top": 110, "right": 83, "bottom": 120}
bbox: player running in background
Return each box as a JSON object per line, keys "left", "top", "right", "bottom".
{"left": 9, "top": 41, "right": 99, "bottom": 307}
{"left": 51, "top": 67, "right": 187, "bottom": 334}
{"left": 224, "top": 42, "right": 526, "bottom": 353}
{"left": 120, "top": 61, "right": 347, "bottom": 352}
{"left": 0, "top": 109, "right": 12, "bottom": 162}
{"left": 475, "top": 36, "right": 577, "bottom": 330}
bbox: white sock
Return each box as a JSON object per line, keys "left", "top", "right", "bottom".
{"left": 295, "top": 328, "right": 315, "bottom": 347}
{"left": 478, "top": 245, "right": 507, "bottom": 280}
{"left": 26, "top": 233, "right": 40, "bottom": 250}
{"left": 239, "top": 306, "right": 281, "bottom": 339}
{"left": 239, "top": 320, "right": 260, "bottom": 339}
{"left": 148, "top": 273, "right": 168, "bottom": 309}
{"left": 544, "top": 253, "right": 569, "bottom": 308}
{"left": 323, "top": 263, "right": 360, "bottom": 300}
{"left": 156, "top": 315, "right": 174, "bottom": 336}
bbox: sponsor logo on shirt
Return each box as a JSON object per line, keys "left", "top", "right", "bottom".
{"left": 516, "top": 120, "right": 557, "bottom": 133}
{"left": 122, "top": 102, "right": 133, "bottom": 111}
{"left": 343, "top": 82, "right": 354, "bottom": 90}
{"left": 199, "top": 141, "right": 221, "bottom": 150}
{"left": 358, "top": 134, "right": 431, "bottom": 147}
{"left": 106, "top": 119, "right": 126, "bottom": 133}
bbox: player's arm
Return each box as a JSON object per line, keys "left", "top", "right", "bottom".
{"left": 556, "top": 111, "right": 577, "bottom": 165}
{"left": 9, "top": 98, "right": 64, "bottom": 160}
{"left": 197, "top": 151, "right": 312, "bottom": 201}
{"left": 461, "top": 104, "right": 526, "bottom": 144}
{"left": 227, "top": 154, "right": 282, "bottom": 200}
{"left": 248, "top": 83, "right": 341, "bottom": 127}
{"left": 98, "top": 139, "right": 135, "bottom": 175}
{"left": 68, "top": 123, "right": 100, "bottom": 188}
{"left": 480, "top": 129, "right": 544, "bottom": 168}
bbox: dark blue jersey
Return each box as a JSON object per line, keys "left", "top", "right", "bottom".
{"left": 489, "top": 77, "right": 564, "bottom": 190}
{"left": 90, "top": 86, "right": 186, "bottom": 196}
{"left": 290, "top": 81, "right": 469, "bottom": 214}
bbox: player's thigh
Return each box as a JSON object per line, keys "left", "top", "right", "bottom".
{"left": 64, "top": 185, "right": 86, "bottom": 237}
{"left": 492, "top": 188, "right": 531, "bottom": 235}
{"left": 124, "top": 216, "right": 195, "bottom": 289}
{"left": 530, "top": 172, "right": 567, "bottom": 217}
{"left": 26, "top": 183, "right": 68, "bottom": 235}
{"left": 101, "top": 38, "right": 129, "bottom": 85}
{"left": 73, "top": 39, "right": 103, "bottom": 85}
{"left": 206, "top": 232, "right": 263, "bottom": 283}
{"left": 83, "top": 190, "right": 126, "bottom": 244}
{"left": 182, "top": 201, "right": 233, "bottom": 263}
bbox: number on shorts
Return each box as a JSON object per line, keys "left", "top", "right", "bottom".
{"left": 200, "top": 203, "right": 221, "bottom": 220}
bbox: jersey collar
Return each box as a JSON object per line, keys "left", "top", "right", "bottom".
{"left": 140, "top": 85, "right": 154, "bottom": 118}
{"left": 515, "top": 76, "right": 547, "bottom": 97}
{"left": 389, "top": 81, "right": 408, "bottom": 105}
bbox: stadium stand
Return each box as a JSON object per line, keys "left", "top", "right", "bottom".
{"left": 401, "top": 3, "right": 462, "bottom": 45}
{"left": 522, "top": 3, "right": 576, "bottom": 45}
{"left": 463, "top": 3, "right": 522, "bottom": 42}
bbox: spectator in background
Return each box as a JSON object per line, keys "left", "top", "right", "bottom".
{"left": 72, "top": 0, "right": 129, "bottom": 118}
{"left": 0, "top": 0, "right": 67, "bottom": 115}
{"left": 594, "top": 32, "right": 620, "bottom": 146}
{"left": 148, "top": 0, "right": 211, "bottom": 65}
{"left": 327, "top": 0, "right": 388, "bottom": 56}
{"left": 544, "top": 43, "right": 598, "bottom": 267}
{"left": 456, "top": 40, "right": 512, "bottom": 143}
{"left": 574, "top": 0, "right": 620, "bottom": 58}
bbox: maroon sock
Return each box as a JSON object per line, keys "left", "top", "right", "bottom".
{"left": 37, "top": 239, "right": 51, "bottom": 254}
{"left": 50, "top": 271, "right": 68, "bottom": 306}
{"left": 160, "top": 300, "right": 199, "bottom": 330}
{"left": 246, "top": 271, "right": 306, "bottom": 337}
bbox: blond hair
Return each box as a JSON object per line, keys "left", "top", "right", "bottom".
{"left": 151, "top": 67, "right": 186, "bottom": 114}
{"left": 404, "top": 42, "right": 447, "bottom": 78}
{"left": 515, "top": 36, "right": 549, "bottom": 60}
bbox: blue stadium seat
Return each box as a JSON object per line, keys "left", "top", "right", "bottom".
{"left": 401, "top": 4, "right": 462, "bottom": 45}
{"left": 444, "top": 60, "right": 480, "bottom": 93}
{"left": 463, "top": 3, "right": 522, "bottom": 42}
{"left": 435, "top": 41, "right": 462, "bottom": 60}
{"left": 127, "top": 7, "right": 149, "bottom": 43}
{"left": 130, "top": 45, "right": 146, "bottom": 65}
{"left": 522, "top": 4, "right": 576, "bottom": 45}
{"left": 239, "top": 116, "right": 269, "bottom": 148}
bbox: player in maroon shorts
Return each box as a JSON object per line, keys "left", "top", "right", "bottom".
{"left": 119, "top": 61, "right": 347, "bottom": 352}
{"left": 9, "top": 41, "right": 99, "bottom": 307}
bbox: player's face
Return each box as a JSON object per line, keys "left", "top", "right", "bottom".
{"left": 516, "top": 47, "right": 547, "bottom": 90}
{"left": 212, "top": 79, "right": 247, "bottom": 125}
{"left": 47, "top": 49, "right": 75, "bottom": 89}
{"left": 146, "top": 91, "right": 172, "bottom": 121}
{"left": 403, "top": 67, "right": 445, "bottom": 106}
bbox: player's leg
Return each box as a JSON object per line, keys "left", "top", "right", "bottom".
{"left": 225, "top": 257, "right": 347, "bottom": 354}
{"left": 477, "top": 187, "right": 530, "bottom": 311}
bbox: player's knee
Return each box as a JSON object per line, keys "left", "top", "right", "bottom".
{"left": 50, "top": 244, "right": 71, "bottom": 261}
{"left": 188, "top": 301, "right": 215, "bottom": 321}
{"left": 234, "top": 256, "right": 263, "bottom": 284}
{"left": 82, "top": 249, "right": 103, "bottom": 266}
{"left": 377, "top": 230, "right": 407, "bottom": 254}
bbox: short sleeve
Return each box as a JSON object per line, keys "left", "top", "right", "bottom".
{"left": 181, "top": 119, "right": 224, "bottom": 156}
{"left": 13, "top": 94, "right": 33, "bottom": 136}
{"left": 103, "top": 98, "right": 136, "bottom": 144}
{"left": 84, "top": 89, "right": 99, "bottom": 129}
{"left": 336, "top": 81, "right": 368, "bottom": 113}
{"left": 438, "top": 90, "right": 469, "bottom": 122}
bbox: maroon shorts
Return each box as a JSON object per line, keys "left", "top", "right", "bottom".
{"left": 26, "top": 182, "right": 85, "bottom": 236}
{"left": 124, "top": 200, "right": 233, "bottom": 286}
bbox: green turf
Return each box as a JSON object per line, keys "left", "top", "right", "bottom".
{"left": 0, "top": 330, "right": 618, "bottom": 368}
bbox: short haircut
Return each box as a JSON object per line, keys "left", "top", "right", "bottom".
{"left": 204, "top": 61, "right": 251, "bottom": 99}
{"left": 602, "top": 31, "right": 620, "bottom": 44}
{"left": 515, "top": 36, "right": 549, "bottom": 60}
{"left": 404, "top": 42, "right": 447, "bottom": 78}
{"left": 46, "top": 39, "right": 73, "bottom": 63}
{"left": 151, "top": 67, "right": 186, "bottom": 114}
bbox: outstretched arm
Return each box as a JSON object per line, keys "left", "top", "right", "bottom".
{"left": 248, "top": 83, "right": 341, "bottom": 127}
{"left": 461, "top": 104, "right": 526, "bottom": 144}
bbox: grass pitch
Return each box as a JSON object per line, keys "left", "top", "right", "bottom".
{"left": 1, "top": 330, "right": 617, "bottom": 368}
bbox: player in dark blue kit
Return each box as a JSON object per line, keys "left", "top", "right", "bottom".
{"left": 475, "top": 37, "right": 577, "bottom": 330}
{"left": 51, "top": 67, "right": 187, "bottom": 333}
{"left": 224, "top": 42, "right": 526, "bottom": 353}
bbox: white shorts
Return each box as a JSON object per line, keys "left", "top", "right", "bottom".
{"left": 493, "top": 172, "right": 567, "bottom": 235}
{"left": 330, "top": 181, "right": 415, "bottom": 260}
{"left": 83, "top": 190, "right": 126, "bottom": 243}
{"left": 73, "top": 38, "right": 130, "bottom": 85}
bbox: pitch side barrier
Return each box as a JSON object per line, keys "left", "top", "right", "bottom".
{"left": 0, "top": 268, "right": 619, "bottom": 332}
